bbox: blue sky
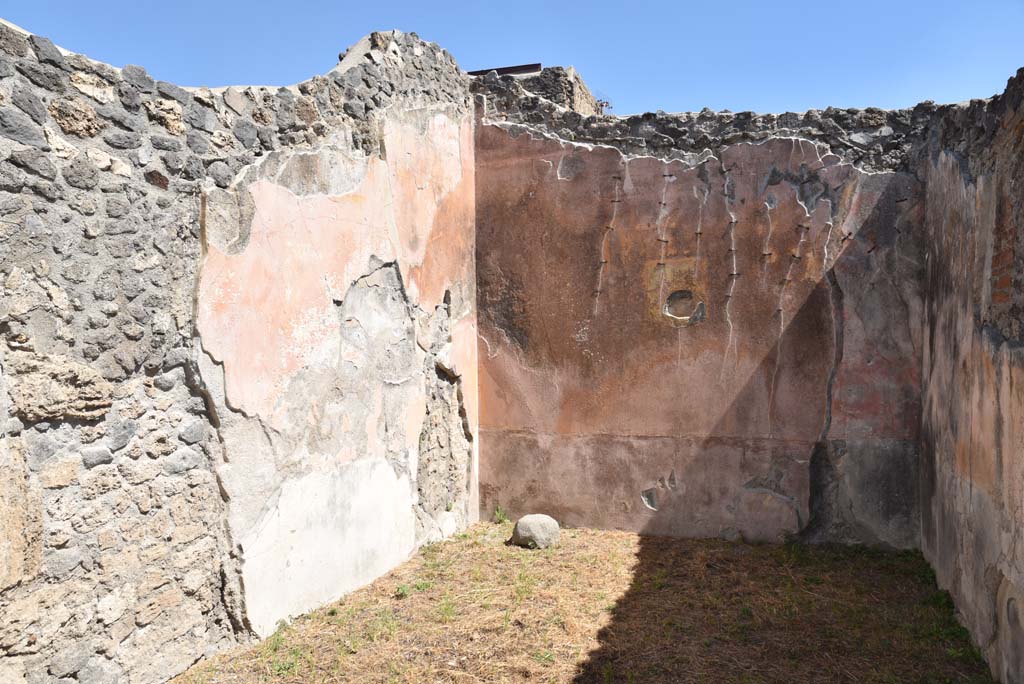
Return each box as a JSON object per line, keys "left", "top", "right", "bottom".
{"left": 6, "top": 1, "right": 1024, "bottom": 114}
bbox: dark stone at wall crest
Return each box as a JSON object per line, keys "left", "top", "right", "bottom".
{"left": 29, "top": 34, "right": 65, "bottom": 68}
{"left": 122, "top": 64, "right": 154, "bottom": 92}
{"left": 0, "top": 106, "right": 46, "bottom": 147}
{"left": 156, "top": 80, "right": 191, "bottom": 105}
{"left": 0, "top": 23, "right": 29, "bottom": 57}
{"left": 16, "top": 60, "right": 66, "bottom": 91}
{"left": 118, "top": 81, "right": 143, "bottom": 110}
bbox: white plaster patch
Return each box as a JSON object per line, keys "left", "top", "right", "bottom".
{"left": 240, "top": 457, "right": 416, "bottom": 636}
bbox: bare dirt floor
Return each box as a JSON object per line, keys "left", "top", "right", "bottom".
{"left": 174, "top": 522, "right": 993, "bottom": 684}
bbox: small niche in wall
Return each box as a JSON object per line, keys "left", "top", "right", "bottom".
{"left": 643, "top": 257, "right": 708, "bottom": 327}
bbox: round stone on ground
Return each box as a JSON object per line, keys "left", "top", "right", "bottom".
{"left": 510, "top": 513, "right": 560, "bottom": 549}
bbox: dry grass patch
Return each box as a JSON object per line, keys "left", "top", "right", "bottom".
{"left": 174, "top": 522, "right": 991, "bottom": 684}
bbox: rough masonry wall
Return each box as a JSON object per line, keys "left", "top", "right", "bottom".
{"left": 0, "top": 22, "right": 477, "bottom": 684}
{"left": 2, "top": 14, "right": 1023, "bottom": 683}
{"left": 475, "top": 102, "right": 924, "bottom": 545}
{"left": 918, "top": 70, "right": 1024, "bottom": 682}
{"left": 474, "top": 70, "right": 936, "bottom": 172}
{"left": 0, "top": 23, "right": 238, "bottom": 684}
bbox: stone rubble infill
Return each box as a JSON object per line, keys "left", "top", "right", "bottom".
{"left": 0, "top": 19, "right": 470, "bottom": 684}
{"left": 471, "top": 66, "right": 1024, "bottom": 174}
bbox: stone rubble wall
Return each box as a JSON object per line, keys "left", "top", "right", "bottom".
{"left": 473, "top": 70, "right": 939, "bottom": 172}
{"left": 517, "top": 67, "right": 603, "bottom": 118}
{"left": 0, "top": 22, "right": 477, "bottom": 684}
{"left": 917, "top": 69, "right": 1024, "bottom": 683}
{"left": 1, "top": 14, "right": 1023, "bottom": 684}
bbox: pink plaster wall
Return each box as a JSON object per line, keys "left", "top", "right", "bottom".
{"left": 197, "top": 113, "right": 477, "bottom": 431}
{"left": 476, "top": 124, "right": 923, "bottom": 544}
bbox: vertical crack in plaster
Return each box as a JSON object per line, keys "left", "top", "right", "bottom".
{"left": 762, "top": 196, "right": 776, "bottom": 287}
{"left": 693, "top": 173, "right": 710, "bottom": 274}
{"left": 655, "top": 172, "right": 674, "bottom": 310}
{"left": 802, "top": 265, "right": 847, "bottom": 540}
{"left": 721, "top": 165, "right": 739, "bottom": 376}
{"left": 593, "top": 162, "right": 625, "bottom": 316}
{"left": 820, "top": 268, "right": 844, "bottom": 445}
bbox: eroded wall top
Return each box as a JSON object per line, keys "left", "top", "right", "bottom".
{"left": 473, "top": 67, "right": 1024, "bottom": 173}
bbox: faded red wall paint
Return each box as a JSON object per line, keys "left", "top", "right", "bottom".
{"left": 476, "top": 124, "right": 922, "bottom": 542}
{"left": 198, "top": 114, "right": 477, "bottom": 430}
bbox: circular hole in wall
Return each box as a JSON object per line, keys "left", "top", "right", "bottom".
{"left": 663, "top": 290, "right": 706, "bottom": 325}
{"left": 665, "top": 290, "right": 693, "bottom": 317}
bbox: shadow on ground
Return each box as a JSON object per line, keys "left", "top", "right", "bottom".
{"left": 572, "top": 536, "right": 992, "bottom": 684}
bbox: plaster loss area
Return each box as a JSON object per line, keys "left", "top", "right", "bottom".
{"left": 0, "top": 15, "right": 1023, "bottom": 684}
{"left": 196, "top": 109, "right": 477, "bottom": 637}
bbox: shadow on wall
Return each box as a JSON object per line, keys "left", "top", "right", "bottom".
{"left": 561, "top": 211, "right": 960, "bottom": 680}
{"left": 475, "top": 128, "right": 924, "bottom": 550}
{"left": 474, "top": 120, "right": 959, "bottom": 678}
{"left": 567, "top": 284, "right": 982, "bottom": 683}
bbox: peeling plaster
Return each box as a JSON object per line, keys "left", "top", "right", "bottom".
{"left": 196, "top": 109, "right": 478, "bottom": 636}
